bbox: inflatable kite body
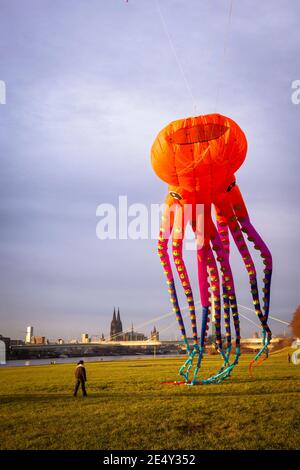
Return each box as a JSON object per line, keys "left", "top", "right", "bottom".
{"left": 151, "top": 114, "right": 272, "bottom": 384}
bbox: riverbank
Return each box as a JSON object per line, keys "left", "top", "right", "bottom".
{"left": 0, "top": 353, "right": 182, "bottom": 368}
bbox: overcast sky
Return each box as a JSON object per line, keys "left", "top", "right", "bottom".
{"left": 0, "top": 0, "right": 299, "bottom": 341}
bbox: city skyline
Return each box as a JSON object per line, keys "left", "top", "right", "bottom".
{"left": 0, "top": 1, "right": 299, "bottom": 339}
{"left": 12, "top": 307, "right": 161, "bottom": 343}
{"left": 7, "top": 306, "right": 290, "bottom": 344}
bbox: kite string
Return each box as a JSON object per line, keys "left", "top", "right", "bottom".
{"left": 214, "top": 0, "right": 234, "bottom": 111}
{"left": 238, "top": 304, "right": 290, "bottom": 326}
{"left": 239, "top": 311, "right": 261, "bottom": 329}
{"left": 155, "top": 0, "right": 235, "bottom": 115}
{"left": 155, "top": 0, "right": 198, "bottom": 114}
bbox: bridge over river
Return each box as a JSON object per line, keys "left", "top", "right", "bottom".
{"left": 9, "top": 336, "right": 285, "bottom": 360}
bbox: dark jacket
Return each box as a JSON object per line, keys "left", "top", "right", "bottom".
{"left": 75, "top": 364, "right": 87, "bottom": 381}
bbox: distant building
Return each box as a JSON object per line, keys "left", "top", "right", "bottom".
{"left": 31, "top": 336, "right": 46, "bottom": 345}
{"left": 122, "top": 324, "right": 146, "bottom": 341}
{"left": 25, "top": 326, "right": 33, "bottom": 344}
{"left": 81, "top": 333, "right": 89, "bottom": 344}
{"left": 57, "top": 339, "right": 64, "bottom": 344}
{"left": 110, "top": 307, "right": 123, "bottom": 340}
{"left": 90, "top": 334, "right": 105, "bottom": 343}
{"left": 109, "top": 309, "right": 147, "bottom": 341}
{"left": 150, "top": 326, "right": 159, "bottom": 341}
{"left": 90, "top": 335, "right": 101, "bottom": 343}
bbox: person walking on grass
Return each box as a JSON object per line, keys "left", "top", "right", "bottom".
{"left": 73, "top": 360, "right": 87, "bottom": 397}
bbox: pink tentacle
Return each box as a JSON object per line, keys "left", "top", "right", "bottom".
{"left": 172, "top": 205, "right": 199, "bottom": 346}
{"left": 158, "top": 200, "right": 190, "bottom": 350}
{"left": 215, "top": 210, "right": 230, "bottom": 255}
{"left": 229, "top": 185, "right": 273, "bottom": 325}
{"left": 240, "top": 218, "right": 272, "bottom": 324}
{"left": 219, "top": 200, "right": 272, "bottom": 337}
{"left": 207, "top": 245, "right": 222, "bottom": 350}
{"left": 196, "top": 244, "right": 211, "bottom": 348}
{"left": 210, "top": 220, "right": 241, "bottom": 353}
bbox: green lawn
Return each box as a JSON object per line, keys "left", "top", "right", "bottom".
{"left": 0, "top": 349, "right": 299, "bottom": 450}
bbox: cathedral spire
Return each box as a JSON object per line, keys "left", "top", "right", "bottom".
{"left": 110, "top": 307, "right": 119, "bottom": 340}
{"left": 117, "top": 308, "right": 123, "bottom": 333}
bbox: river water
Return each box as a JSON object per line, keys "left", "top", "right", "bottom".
{"left": 0, "top": 354, "right": 182, "bottom": 368}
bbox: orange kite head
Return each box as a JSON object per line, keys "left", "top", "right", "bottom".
{"left": 151, "top": 113, "right": 247, "bottom": 203}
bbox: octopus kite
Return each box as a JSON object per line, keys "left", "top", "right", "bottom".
{"left": 151, "top": 114, "right": 272, "bottom": 385}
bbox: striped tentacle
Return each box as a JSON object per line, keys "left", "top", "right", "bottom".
{"left": 197, "top": 244, "right": 211, "bottom": 350}
{"left": 191, "top": 243, "right": 211, "bottom": 384}
{"left": 222, "top": 285, "right": 232, "bottom": 363}
{"left": 172, "top": 205, "right": 199, "bottom": 348}
{"left": 158, "top": 200, "right": 191, "bottom": 354}
{"left": 240, "top": 217, "right": 273, "bottom": 368}
{"left": 211, "top": 214, "right": 233, "bottom": 362}
{"left": 216, "top": 211, "right": 230, "bottom": 255}
{"left": 240, "top": 220, "right": 272, "bottom": 327}
{"left": 187, "top": 203, "right": 213, "bottom": 384}
{"left": 214, "top": 211, "right": 231, "bottom": 360}
{"left": 196, "top": 204, "right": 213, "bottom": 352}
{"left": 229, "top": 185, "right": 272, "bottom": 368}
{"left": 207, "top": 245, "right": 222, "bottom": 352}
{"left": 230, "top": 185, "right": 273, "bottom": 327}
{"left": 173, "top": 239, "right": 198, "bottom": 345}
{"left": 220, "top": 199, "right": 271, "bottom": 338}
{"left": 209, "top": 221, "right": 241, "bottom": 381}
{"left": 192, "top": 207, "right": 237, "bottom": 384}
{"left": 171, "top": 204, "right": 201, "bottom": 382}
{"left": 206, "top": 245, "right": 233, "bottom": 376}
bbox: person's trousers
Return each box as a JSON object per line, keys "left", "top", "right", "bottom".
{"left": 74, "top": 379, "right": 87, "bottom": 396}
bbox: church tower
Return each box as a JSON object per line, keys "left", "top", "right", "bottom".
{"left": 117, "top": 308, "right": 123, "bottom": 333}
{"left": 110, "top": 307, "right": 123, "bottom": 341}
{"left": 110, "top": 307, "right": 118, "bottom": 340}
{"left": 150, "top": 326, "right": 159, "bottom": 341}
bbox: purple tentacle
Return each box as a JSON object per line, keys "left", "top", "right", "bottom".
{"left": 239, "top": 217, "right": 272, "bottom": 325}
{"left": 210, "top": 221, "right": 241, "bottom": 354}
{"left": 207, "top": 245, "right": 222, "bottom": 350}
{"left": 220, "top": 203, "right": 272, "bottom": 338}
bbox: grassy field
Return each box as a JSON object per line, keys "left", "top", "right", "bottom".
{"left": 0, "top": 349, "right": 299, "bottom": 450}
